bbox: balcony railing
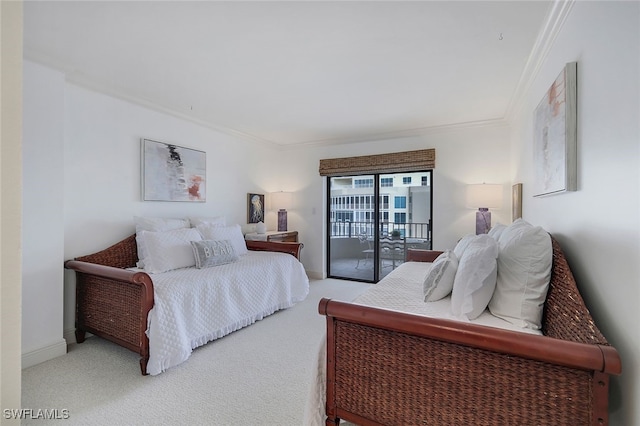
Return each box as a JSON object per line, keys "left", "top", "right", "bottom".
{"left": 330, "top": 220, "right": 431, "bottom": 241}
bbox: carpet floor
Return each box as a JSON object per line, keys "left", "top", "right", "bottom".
{"left": 21, "top": 278, "right": 370, "bottom": 426}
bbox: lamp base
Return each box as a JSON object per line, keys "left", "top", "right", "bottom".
{"left": 476, "top": 208, "right": 491, "bottom": 235}
{"left": 277, "top": 210, "right": 288, "bottom": 232}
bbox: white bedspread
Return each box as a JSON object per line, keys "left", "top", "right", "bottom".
{"left": 303, "top": 261, "right": 540, "bottom": 425}
{"left": 141, "top": 251, "right": 309, "bottom": 375}
{"left": 352, "top": 262, "right": 542, "bottom": 332}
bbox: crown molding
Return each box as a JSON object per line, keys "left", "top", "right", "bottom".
{"left": 27, "top": 50, "right": 511, "bottom": 150}
{"left": 23, "top": 51, "right": 281, "bottom": 149}
{"left": 504, "top": 0, "right": 576, "bottom": 122}
{"left": 67, "top": 76, "right": 282, "bottom": 149}
{"left": 280, "top": 118, "right": 510, "bottom": 151}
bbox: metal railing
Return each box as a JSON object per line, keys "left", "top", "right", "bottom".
{"left": 330, "top": 220, "right": 431, "bottom": 241}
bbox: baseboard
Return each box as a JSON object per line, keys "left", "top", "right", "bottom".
{"left": 306, "top": 269, "right": 326, "bottom": 280}
{"left": 64, "top": 327, "right": 77, "bottom": 345}
{"left": 22, "top": 339, "right": 67, "bottom": 369}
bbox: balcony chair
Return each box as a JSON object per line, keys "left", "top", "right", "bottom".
{"left": 356, "top": 234, "right": 374, "bottom": 269}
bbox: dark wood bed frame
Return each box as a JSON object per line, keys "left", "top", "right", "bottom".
{"left": 64, "top": 234, "right": 303, "bottom": 375}
{"left": 319, "top": 237, "right": 621, "bottom": 425}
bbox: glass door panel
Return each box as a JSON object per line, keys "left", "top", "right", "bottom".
{"left": 378, "top": 171, "right": 432, "bottom": 279}
{"left": 327, "top": 175, "right": 376, "bottom": 282}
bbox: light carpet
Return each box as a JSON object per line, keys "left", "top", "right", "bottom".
{"left": 21, "top": 278, "right": 370, "bottom": 426}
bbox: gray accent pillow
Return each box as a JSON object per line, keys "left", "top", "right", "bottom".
{"left": 190, "top": 239, "right": 239, "bottom": 269}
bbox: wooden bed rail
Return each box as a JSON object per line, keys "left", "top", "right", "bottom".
{"left": 319, "top": 298, "right": 621, "bottom": 375}
{"left": 245, "top": 240, "right": 303, "bottom": 259}
{"left": 320, "top": 298, "right": 621, "bottom": 426}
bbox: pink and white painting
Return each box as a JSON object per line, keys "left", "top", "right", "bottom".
{"left": 142, "top": 138, "right": 206, "bottom": 202}
{"left": 533, "top": 62, "right": 577, "bottom": 197}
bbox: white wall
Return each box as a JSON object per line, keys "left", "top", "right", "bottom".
{"left": 509, "top": 2, "right": 639, "bottom": 425}
{"left": 281, "top": 124, "right": 512, "bottom": 278}
{"left": 22, "top": 61, "right": 67, "bottom": 367}
{"left": 1, "top": 0, "right": 24, "bottom": 418}
{"left": 62, "top": 82, "right": 274, "bottom": 259}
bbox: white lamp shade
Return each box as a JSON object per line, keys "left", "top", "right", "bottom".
{"left": 466, "top": 184, "right": 502, "bottom": 209}
{"left": 271, "top": 191, "right": 292, "bottom": 210}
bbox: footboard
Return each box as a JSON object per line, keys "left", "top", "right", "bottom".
{"left": 65, "top": 260, "right": 154, "bottom": 375}
{"left": 246, "top": 240, "right": 303, "bottom": 259}
{"left": 319, "top": 299, "right": 621, "bottom": 426}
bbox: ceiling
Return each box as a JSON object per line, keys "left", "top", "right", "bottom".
{"left": 23, "top": 1, "right": 554, "bottom": 147}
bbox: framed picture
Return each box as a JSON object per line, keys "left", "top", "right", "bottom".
{"left": 512, "top": 183, "right": 523, "bottom": 221}
{"left": 142, "top": 138, "right": 206, "bottom": 202}
{"left": 533, "top": 62, "right": 577, "bottom": 197}
{"left": 247, "top": 193, "right": 265, "bottom": 223}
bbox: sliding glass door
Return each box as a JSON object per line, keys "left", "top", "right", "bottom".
{"left": 327, "top": 171, "right": 432, "bottom": 283}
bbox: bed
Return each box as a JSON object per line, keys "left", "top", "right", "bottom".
{"left": 64, "top": 229, "right": 309, "bottom": 376}
{"left": 306, "top": 227, "right": 621, "bottom": 425}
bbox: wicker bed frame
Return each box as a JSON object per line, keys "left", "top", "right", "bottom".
{"left": 64, "top": 234, "right": 303, "bottom": 375}
{"left": 319, "top": 237, "right": 621, "bottom": 425}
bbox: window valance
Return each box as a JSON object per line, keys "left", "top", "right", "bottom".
{"left": 318, "top": 149, "right": 435, "bottom": 177}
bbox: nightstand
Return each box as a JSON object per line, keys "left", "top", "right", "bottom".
{"left": 245, "top": 231, "right": 298, "bottom": 243}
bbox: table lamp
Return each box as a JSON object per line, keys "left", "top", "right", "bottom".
{"left": 271, "top": 191, "right": 292, "bottom": 232}
{"left": 466, "top": 184, "right": 502, "bottom": 234}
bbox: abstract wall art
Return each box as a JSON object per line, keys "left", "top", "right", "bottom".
{"left": 533, "top": 62, "right": 577, "bottom": 197}
{"left": 142, "top": 138, "right": 206, "bottom": 202}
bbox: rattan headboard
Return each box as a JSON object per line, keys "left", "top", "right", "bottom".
{"left": 75, "top": 234, "right": 138, "bottom": 269}
{"left": 541, "top": 237, "right": 608, "bottom": 345}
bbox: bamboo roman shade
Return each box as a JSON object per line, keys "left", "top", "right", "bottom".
{"left": 319, "top": 149, "right": 435, "bottom": 177}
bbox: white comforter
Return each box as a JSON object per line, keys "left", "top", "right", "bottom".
{"left": 142, "top": 251, "right": 309, "bottom": 375}
{"left": 303, "top": 261, "right": 540, "bottom": 425}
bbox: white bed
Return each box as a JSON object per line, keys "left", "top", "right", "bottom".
{"left": 139, "top": 250, "right": 309, "bottom": 375}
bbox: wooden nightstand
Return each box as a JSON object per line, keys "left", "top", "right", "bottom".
{"left": 245, "top": 231, "right": 298, "bottom": 243}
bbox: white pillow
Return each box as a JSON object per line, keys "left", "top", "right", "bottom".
{"left": 453, "top": 234, "right": 476, "bottom": 260}
{"left": 450, "top": 234, "right": 499, "bottom": 320}
{"left": 134, "top": 216, "right": 190, "bottom": 268}
{"left": 488, "top": 223, "right": 507, "bottom": 240}
{"left": 423, "top": 250, "right": 458, "bottom": 302}
{"left": 190, "top": 239, "right": 238, "bottom": 268}
{"left": 488, "top": 219, "right": 552, "bottom": 329}
{"left": 196, "top": 223, "right": 249, "bottom": 256}
{"left": 189, "top": 216, "right": 226, "bottom": 228}
{"left": 140, "top": 227, "right": 202, "bottom": 273}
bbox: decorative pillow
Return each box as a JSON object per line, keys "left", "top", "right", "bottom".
{"left": 452, "top": 234, "right": 476, "bottom": 260}
{"left": 189, "top": 216, "right": 226, "bottom": 228}
{"left": 134, "top": 216, "right": 190, "bottom": 268}
{"left": 139, "top": 227, "right": 202, "bottom": 273}
{"left": 488, "top": 219, "right": 552, "bottom": 329}
{"left": 488, "top": 222, "right": 507, "bottom": 240}
{"left": 190, "top": 239, "right": 238, "bottom": 269}
{"left": 450, "top": 234, "right": 499, "bottom": 320}
{"left": 196, "top": 223, "right": 248, "bottom": 256}
{"left": 423, "top": 250, "right": 458, "bottom": 302}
